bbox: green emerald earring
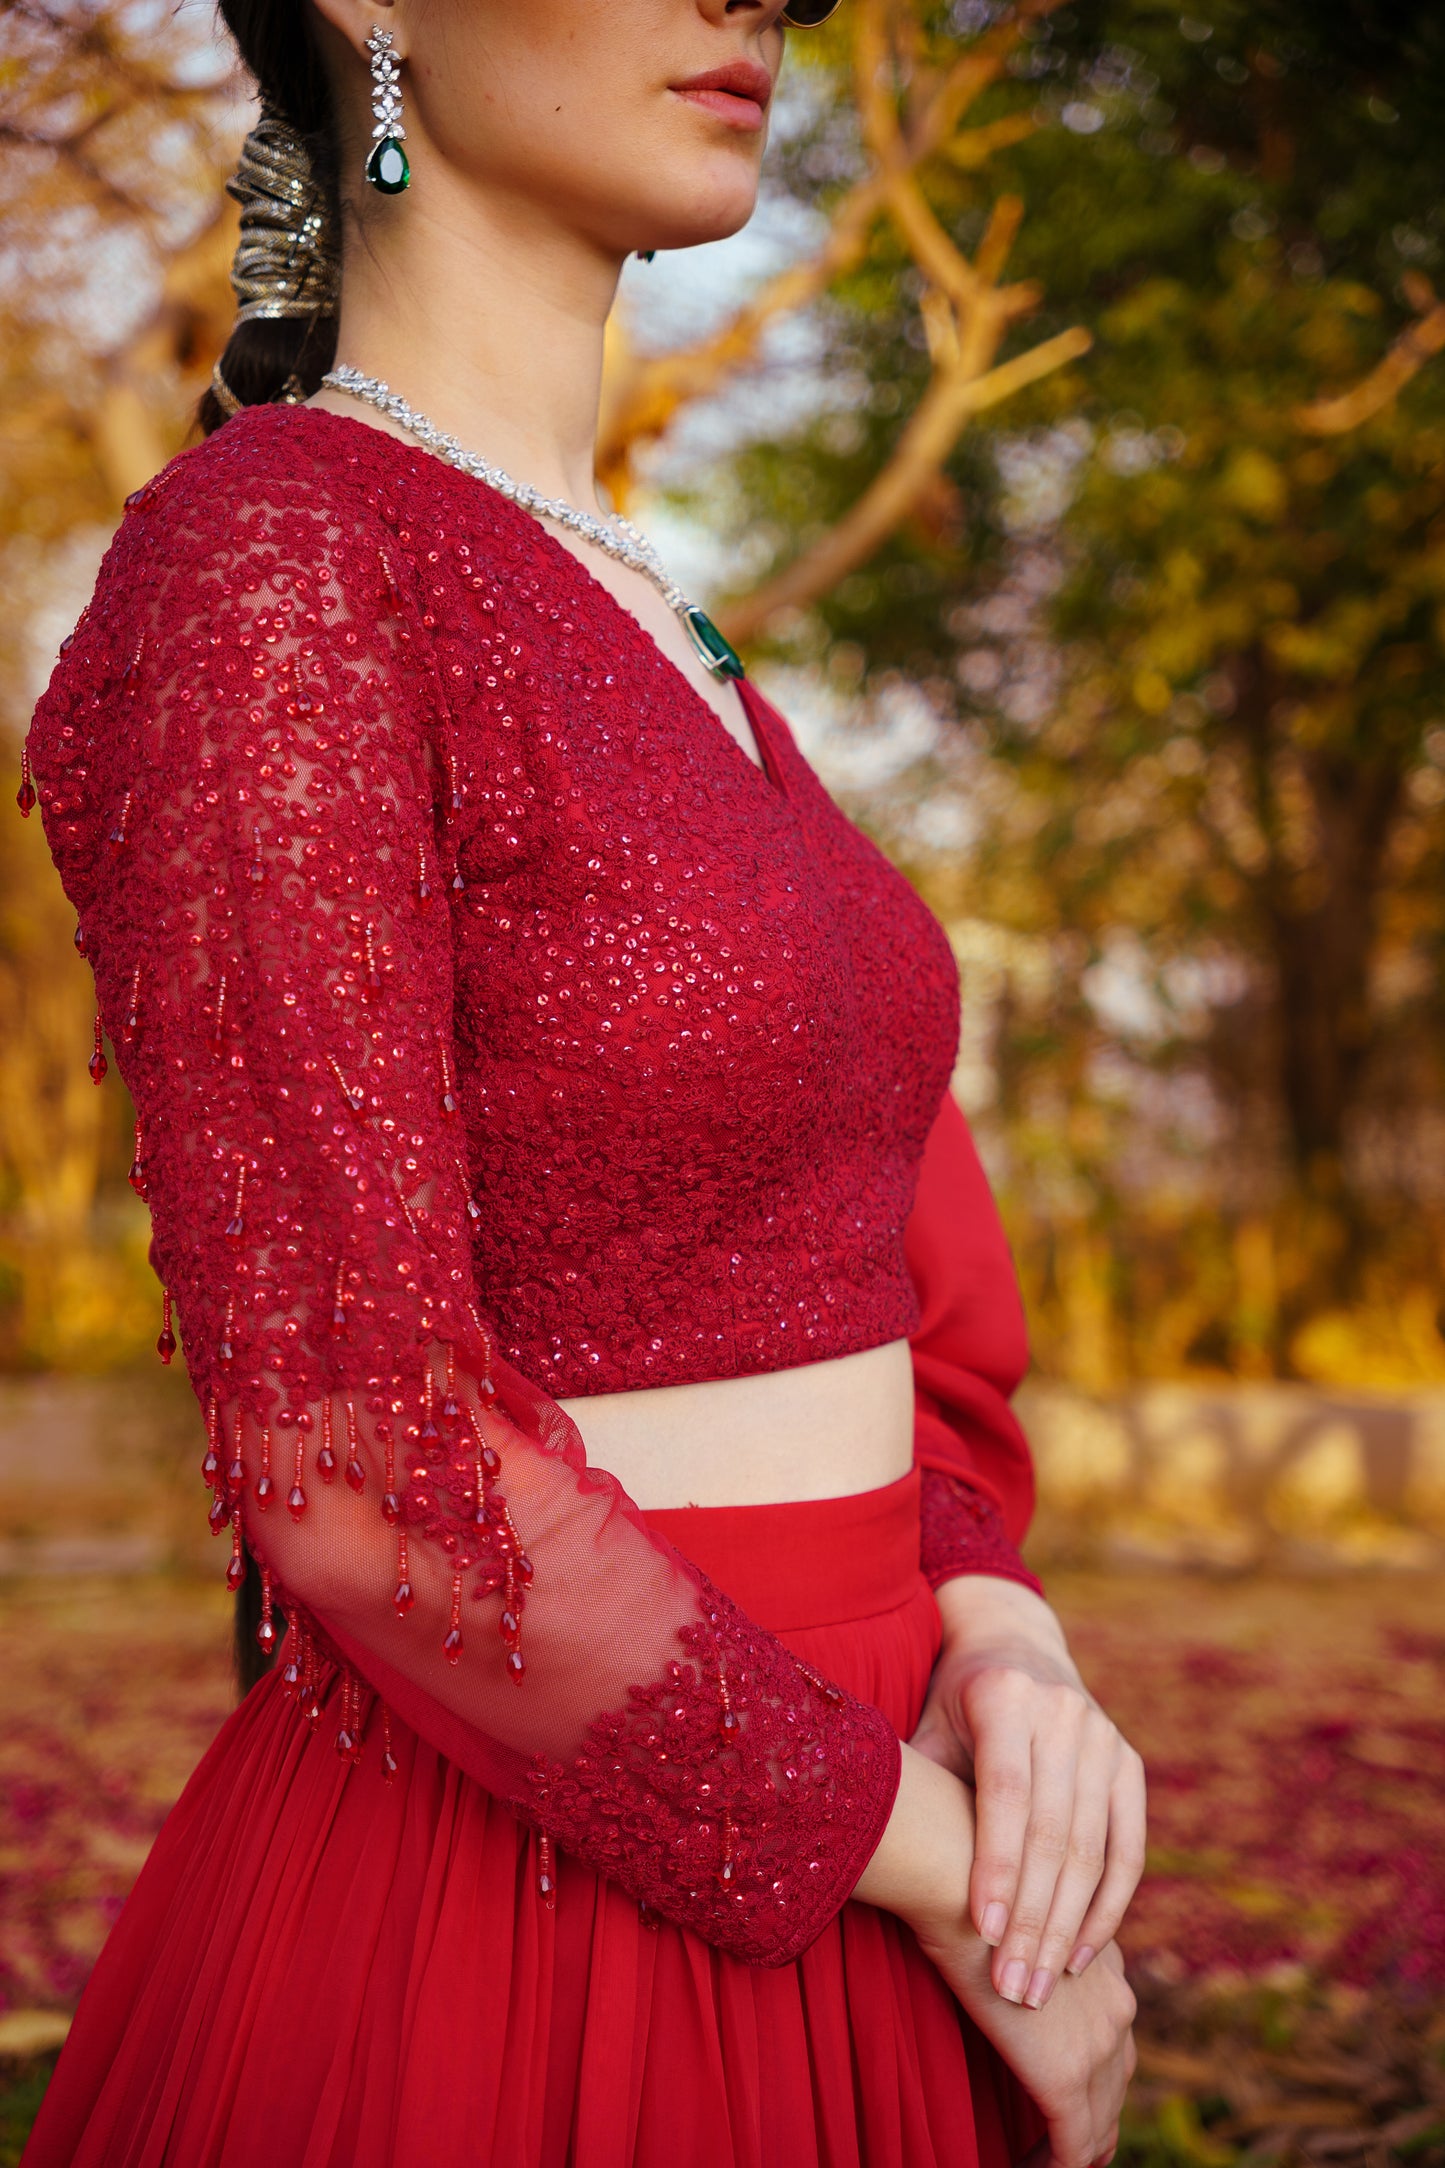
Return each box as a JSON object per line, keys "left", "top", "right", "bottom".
{"left": 365, "top": 25, "right": 410, "bottom": 193}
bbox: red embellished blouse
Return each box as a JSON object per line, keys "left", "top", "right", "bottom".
{"left": 22, "top": 404, "right": 1042, "bottom": 1970}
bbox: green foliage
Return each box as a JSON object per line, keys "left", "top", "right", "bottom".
{"left": 701, "top": 0, "right": 1445, "bottom": 1367}
{"left": 0, "top": 2063, "right": 54, "bottom": 2168}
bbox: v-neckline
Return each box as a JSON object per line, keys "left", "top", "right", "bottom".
{"left": 280, "top": 402, "right": 792, "bottom": 804}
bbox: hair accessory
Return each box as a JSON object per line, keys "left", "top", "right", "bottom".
{"left": 209, "top": 358, "right": 244, "bottom": 418}
{"left": 225, "top": 111, "right": 340, "bottom": 323}
{"left": 366, "top": 27, "right": 410, "bottom": 193}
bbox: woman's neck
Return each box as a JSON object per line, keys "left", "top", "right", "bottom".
{"left": 314, "top": 176, "right": 623, "bottom": 515}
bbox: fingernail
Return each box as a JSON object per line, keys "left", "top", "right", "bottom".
{"left": 1023, "top": 1967, "right": 1054, "bottom": 2009}
{"left": 998, "top": 1957, "right": 1028, "bottom": 2003}
{"left": 981, "top": 1902, "right": 1007, "bottom": 1945}
{"left": 1065, "top": 1944, "right": 1094, "bottom": 1976}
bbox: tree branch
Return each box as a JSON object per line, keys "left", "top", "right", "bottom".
{"left": 1295, "top": 273, "right": 1445, "bottom": 433}
{"left": 715, "top": 323, "right": 1090, "bottom": 645}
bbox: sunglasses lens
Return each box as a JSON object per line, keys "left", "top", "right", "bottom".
{"left": 781, "top": 0, "right": 841, "bottom": 22}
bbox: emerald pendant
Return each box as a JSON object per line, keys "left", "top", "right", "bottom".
{"left": 682, "top": 606, "right": 746, "bottom": 681}
{"left": 365, "top": 136, "right": 410, "bottom": 194}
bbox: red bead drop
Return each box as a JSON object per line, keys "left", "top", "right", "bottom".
{"left": 156, "top": 1286, "right": 175, "bottom": 1365}
{"left": 392, "top": 1578, "right": 415, "bottom": 1616}
{"left": 442, "top": 1626, "right": 463, "bottom": 1663}
{"left": 506, "top": 1649, "right": 525, "bottom": 1682}
{"left": 129, "top": 1116, "right": 146, "bottom": 1198}
{"left": 121, "top": 961, "right": 141, "bottom": 1045}
{"left": 224, "top": 1161, "right": 246, "bottom": 1243}
{"left": 88, "top": 1013, "right": 107, "bottom": 1085}
{"left": 16, "top": 747, "right": 36, "bottom": 817}
{"left": 287, "top": 1483, "right": 307, "bottom": 1520}
{"left": 255, "top": 1472, "right": 274, "bottom": 1509}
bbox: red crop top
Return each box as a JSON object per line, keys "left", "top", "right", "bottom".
{"left": 22, "top": 404, "right": 1042, "bottom": 1969}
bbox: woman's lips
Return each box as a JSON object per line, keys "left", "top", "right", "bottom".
{"left": 673, "top": 85, "right": 767, "bottom": 130}
{"left": 670, "top": 62, "right": 772, "bottom": 133}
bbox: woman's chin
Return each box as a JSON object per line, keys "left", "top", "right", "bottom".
{"left": 628, "top": 183, "right": 762, "bottom": 256}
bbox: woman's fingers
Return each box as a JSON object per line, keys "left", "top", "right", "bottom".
{"left": 979, "top": 1683, "right": 1089, "bottom": 2001}
{"left": 965, "top": 1668, "right": 1046, "bottom": 1948}
{"left": 1020, "top": 1714, "right": 1122, "bottom": 2003}
{"left": 967, "top": 1678, "right": 1146, "bottom": 2008}
{"left": 1065, "top": 1747, "right": 1148, "bottom": 1976}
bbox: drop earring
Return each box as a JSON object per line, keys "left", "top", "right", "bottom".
{"left": 365, "top": 25, "right": 410, "bottom": 193}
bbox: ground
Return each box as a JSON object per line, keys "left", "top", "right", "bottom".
{"left": 0, "top": 1567, "right": 1442, "bottom": 2164}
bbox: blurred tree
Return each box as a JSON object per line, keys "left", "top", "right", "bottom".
{"left": 703, "top": 0, "right": 1445, "bottom": 1369}
{"left": 0, "top": 0, "right": 242, "bottom": 1366}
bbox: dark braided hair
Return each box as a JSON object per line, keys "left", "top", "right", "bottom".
{"left": 198, "top": 1, "right": 344, "bottom": 439}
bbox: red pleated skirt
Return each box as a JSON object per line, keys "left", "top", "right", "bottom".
{"left": 22, "top": 1468, "right": 1046, "bottom": 2168}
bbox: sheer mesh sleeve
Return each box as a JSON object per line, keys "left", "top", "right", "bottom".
{"left": 21, "top": 474, "right": 902, "bottom": 1968}
{"left": 904, "top": 1089, "right": 1045, "bottom": 1599}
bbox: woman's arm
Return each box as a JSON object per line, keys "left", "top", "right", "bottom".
{"left": 903, "top": 1088, "right": 1148, "bottom": 2009}
{"left": 915, "top": 1576, "right": 1147, "bottom": 2010}
{"left": 26, "top": 471, "right": 905, "bottom": 1970}
{"left": 857, "top": 1742, "right": 1138, "bottom": 2168}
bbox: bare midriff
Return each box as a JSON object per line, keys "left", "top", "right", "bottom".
{"left": 555, "top": 1333, "right": 916, "bottom": 1509}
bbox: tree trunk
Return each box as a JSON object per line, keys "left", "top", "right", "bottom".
{"left": 1265, "top": 750, "right": 1401, "bottom": 1197}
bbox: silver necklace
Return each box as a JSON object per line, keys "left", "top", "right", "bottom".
{"left": 320, "top": 364, "right": 746, "bottom": 682}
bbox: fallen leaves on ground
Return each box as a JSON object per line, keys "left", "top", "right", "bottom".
{"left": 0, "top": 1568, "right": 1441, "bottom": 2165}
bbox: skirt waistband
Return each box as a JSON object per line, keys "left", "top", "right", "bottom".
{"left": 642, "top": 1466, "right": 922, "bottom": 1633}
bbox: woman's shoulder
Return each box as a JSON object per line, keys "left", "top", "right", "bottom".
{"left": 37, "top": 407, "right": 427, "bottom": 714}
{"left": 27, "top": 409, "right": 437, "bottom": 797}
{"left": 112, "top": 404, "right": 393, "bottom": 577}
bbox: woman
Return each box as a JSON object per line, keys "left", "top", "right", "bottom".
{"left": 17, "top": 0, "right": 1143, "bottom": 2161}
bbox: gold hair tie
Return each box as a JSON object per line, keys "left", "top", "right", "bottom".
{"left": 226, "top": 110, "right": 340, "bottom": 325}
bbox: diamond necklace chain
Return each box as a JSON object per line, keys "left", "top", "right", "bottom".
{"left": 319, "top": 365, "right": 746, "bottom": 682}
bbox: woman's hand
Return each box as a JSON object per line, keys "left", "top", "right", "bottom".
{"left": 909, "top": 1576, "right": 1147, "bottom": 2014}
{"left": 852, "top": 1744, "right": 1137, "bottom": 2165}
{"left": 917, "top": 1907, "right": 1138, "bottom": 2168}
